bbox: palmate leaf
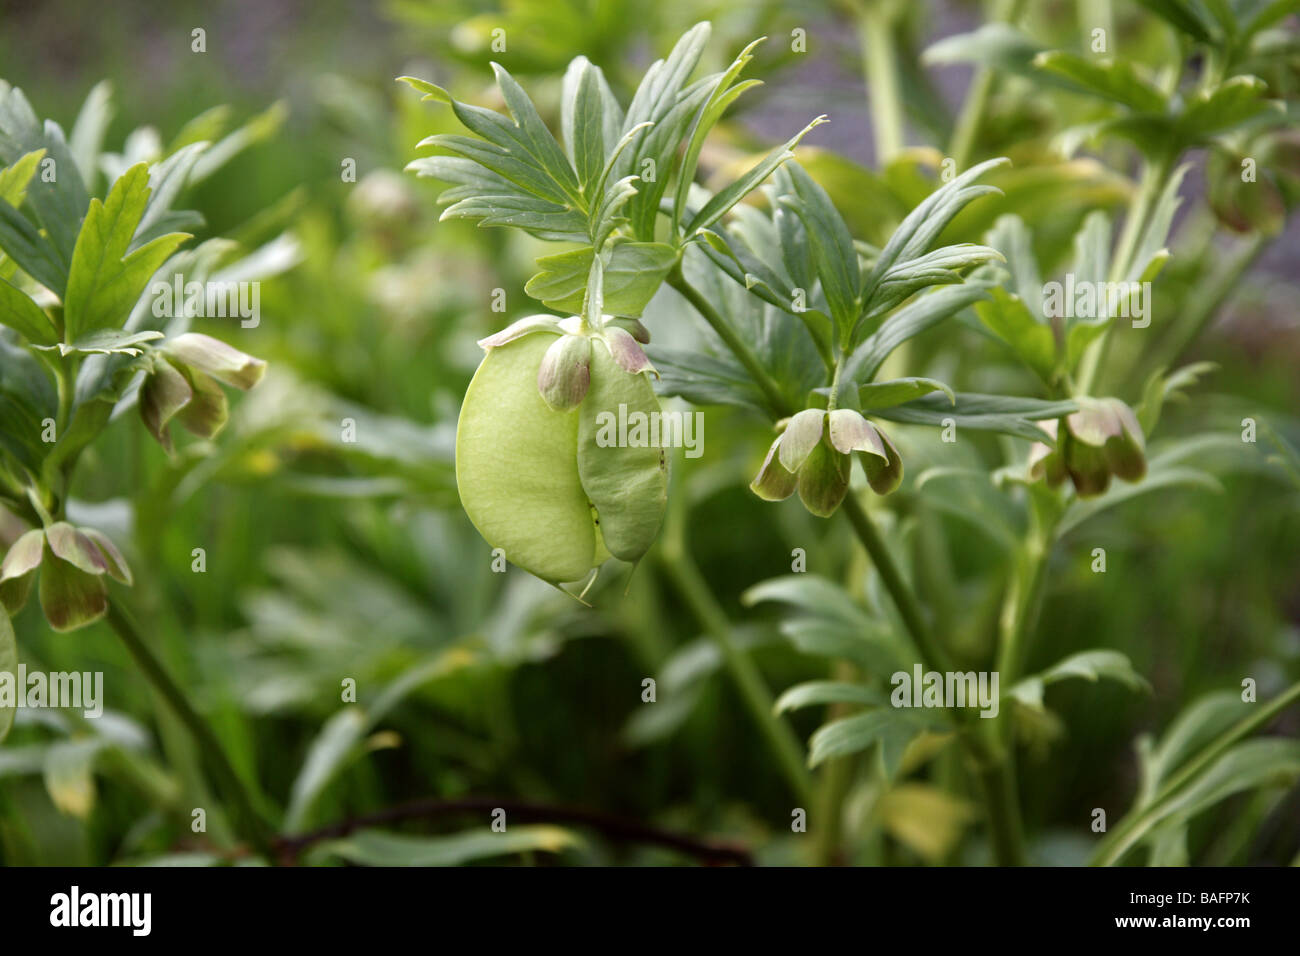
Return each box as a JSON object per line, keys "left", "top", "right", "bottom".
{"left": 1032, "top": 51, "right": 1168, "bottom": 114}
{"left": 685, "top": 115, "right": 827, "bottom": 235}
{"left": 525, "top": 241, "right": 676, "bottom": 316}
{"left": 856, "top": 157, "right": 1009, "bottom": 339}
{"left": 653, "top": 246, "right": 825, "bottom": 414}
{"left": 1176, "top": 75, "right": 1277, "bottom": 140}
{"left": 696, "top": 182, "right": 836, "bottom": 363}
{"left": 870, "top": 242, "right": 1004, "bottom": 317}
{"left": 407, "top": 155, "right": 588, "bottom": 242}
{"left": 402, "top": 70, "right": 582, "bottom": 209}
{"left": 672, "top": 36, "right": 765, "bottom": 227}
{"left": 614, "top": 22, "right": 712, "bottom": 239}
{"left": 560, "top": 56, "right": 623, "bottom": 196}
{"left": 62, "top": 163, "right": 190, "bottom": 342}
{"left": 777, "top": 162, "right": 859, "bottom": 338}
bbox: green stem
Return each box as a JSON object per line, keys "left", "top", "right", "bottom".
{"left": 841, "top": 490, "right": 1026, "bottom": 864}
{"left": 841, "top": 493, "right": 954, "bottom": 676}
{"left": 668, "top": 269, "right": 792, "bottom": 417}
{"left": 975, "top": 757, "right": 1026, "bottom": 866}
{"left": 105, "top": 601, "right": 276, "bottom": 860}
{"left": 858, "top": 1, "right": 905, "bottom": 165}
{"left": 659, "top": 550, "right": 815, "bottom": 808}
{"left": 1090, "top": 680, "right": 1300, "bottom": 866}
{"left": 948, "top": 0, "right": 1025, "bottom": 171}
{"left": 1077, "top": 153, "right": 1173, "bottom": 395}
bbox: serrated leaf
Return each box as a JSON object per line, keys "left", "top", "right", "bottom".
{"left": 1033, "top": 51, "right": 1168, "bottom": 114}
{"left": 63, "top": 163, "right": 189, "bottom": 342}
{"left": 526, "top": 241, "right": 676, "bottom": 316}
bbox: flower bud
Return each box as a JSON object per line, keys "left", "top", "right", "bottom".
{"left": 537, "top": 333, "right": 591, "bottom": 411}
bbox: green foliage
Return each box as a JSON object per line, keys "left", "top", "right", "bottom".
{"left": 1, "top": 0, "right": 1297, "bottom": 871}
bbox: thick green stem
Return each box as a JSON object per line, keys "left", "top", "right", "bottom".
{"left": 975, "top": 756, "right": 1027, "bottom": 866}
{"left": 1077, "top": 153, "right": 1173, "bottom": 395}
{"left": 841, "top": 493, "right": 954, "bottom": 676}
{"left": 105, "top": 601, "right": 275, "bottom": 859}
{"left": 659, "top": 551, "right": 815, "bottom": 808}
{"left": 668, "top": 269, "right": 792, "bottom": 418}
{"left": 858, "top": 1, "right": 905, "bottom": 165}
{"left": 948, "top": 0, "right": 1025, "bottom": 171}
{"left": 841, "top": 491, "right": 1026, "bottom": 864}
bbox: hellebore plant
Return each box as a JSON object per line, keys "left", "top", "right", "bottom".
{"left": 0, "top": 81, "right": 277, "bottom": 854}
{"left": 405, "top": 13, "right": 1300, "bottom": 866}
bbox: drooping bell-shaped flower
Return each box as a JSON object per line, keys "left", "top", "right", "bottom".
{"left": 139, "top": 334, "right": 266, "bottom": 453}
{"left": 1029, "top": 397, "right": 1146, "bottom": 498}
{"left": 752, "top": 408, "right": 903, "bottom": 517}
{"left": 0, "top": 523, "right": 133, "bottom": 632}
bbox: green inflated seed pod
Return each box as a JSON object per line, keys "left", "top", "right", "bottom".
{"left": 577, "top": 340, "right": 667, "bottom": 563}
{"left": 456, "top": 332, "right": 597, "bottom": 583}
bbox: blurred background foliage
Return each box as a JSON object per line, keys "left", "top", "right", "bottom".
{"left": 0, "top": 0, "right": 1297, "bottom": 866}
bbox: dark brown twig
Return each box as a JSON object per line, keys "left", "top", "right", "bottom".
{"left": 274, "top": 797, "right": 754, "bottom": 866}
